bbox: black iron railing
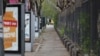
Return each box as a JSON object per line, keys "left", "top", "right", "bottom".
{"left": 56, "top": 0, "right": 100, "bottom": 56}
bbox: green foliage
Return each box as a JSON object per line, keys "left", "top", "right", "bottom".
{"left": 50, "top": 0, "right": 57, "bottom": 4}
{"left": 65, "top": 27, "right": 72, "bottom": 37}
{"left": 80, "top": 12, "right": 90, "bottom": 30}
{"left": 94, "top": 40, "right": 100, "bottom": 55}
{"left": 79, "top": 12, "right": 91, "bottom": 54}
{"left": 53, "top": 14, "right": 58, "bottom": 27}
{"left": 41, "top": 0, "right": 59, "bottom": 27}
{"left": 59, "top": 27, "right": 65, "bottom": 37}
{"left": 66, "top": 27, "right": 71, "bottom": 33}
{"left": 41, "top": 0, "right": 58, "bottom": 18}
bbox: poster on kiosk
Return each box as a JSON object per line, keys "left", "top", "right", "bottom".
{"left": 25, "top": 13, "right": 31, "bottom": 42}
{"left": 25, "top": 0, "right": 31, "bottom": 42}
{"left": 4, "top": 5, "right": 19, "bottom": 52}
{"left": 25, "top": 0, "right": 33, "bottom": 52}
{"left": 3, "top": 4, "right": 25, "bottom": 56}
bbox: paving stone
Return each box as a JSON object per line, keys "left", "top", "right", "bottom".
{"left": 25, "top": 25, "right": 70, "bottom": 56}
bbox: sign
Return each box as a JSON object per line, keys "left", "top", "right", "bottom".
{"left": 25, "top": 13, "right": 31, "bottom": 42}
{"left": 6, "top": 0, "right": 25, "bottom": 4}
{"left": 9, "top": 0, "right": 19, "bottom": 4}
{"left": 3, "top": 5, "right": 22, "bottom": 53}
{"left": 3, "top": 7, "right": 18, "bottom": 51}
{"left": 35, "top": 17, "right": 39, "bottom": 32}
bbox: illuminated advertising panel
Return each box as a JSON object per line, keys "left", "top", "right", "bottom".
{"left": 25, "top": 13, "right": 31, "bottom": 42}
{"left": 3, "top": 5, "right": 21, "bottom": 53}
{"left": 35, "top": 17, "right": 39, "bottom": 32}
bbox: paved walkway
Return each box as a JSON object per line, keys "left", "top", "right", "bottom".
{"left": 25, "top": 25, "right": 70, "bottom": 56}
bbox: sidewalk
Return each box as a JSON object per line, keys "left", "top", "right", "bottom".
{"left": 25, "top": 25, "right": 70, "bottom": 56}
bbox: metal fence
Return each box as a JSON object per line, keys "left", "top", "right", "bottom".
{"left": 57, "top": 10, "right": 67, "bottom": 37}
{"left": 56, "top": 0, "right": 100, "bottom": 56}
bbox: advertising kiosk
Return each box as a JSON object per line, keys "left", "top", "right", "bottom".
{"left": 24, "top": 0, "right": 34, "bottom": 52}
{"left": 0, "top": 0, "right": 4, "bottom": 56}
{"left": 34, "top": 4, "right": 39, "bottom": 38}
{"left": 41, "top": 17, "right": 46, "bottom": 29}
{"left": 35, "top": 16, "right": 39, "bottom": 38}
{"left": 4, "top": 4, "right": 25, "bottom": 56}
